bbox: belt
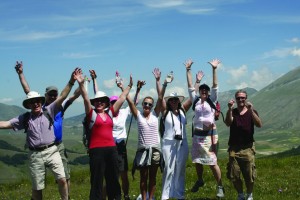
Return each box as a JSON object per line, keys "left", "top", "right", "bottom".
{"left": 29, "top": 143, "right": 55, "bottom": 151}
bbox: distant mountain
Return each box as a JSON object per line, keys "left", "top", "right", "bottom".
{"left": 0, "top": 103, "right": 26, "bottom": 120}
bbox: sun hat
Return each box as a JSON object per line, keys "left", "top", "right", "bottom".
{"left": 45, "top": 86, "right": 58, "bottom": 93}
{"left": 22, "top": 91, "right": 46, "bottom": 109}
{"left": 109, "top": 95, "right": 119, "bottom": 102}
{"left": 164, "top": 92, "right": 184, "bottom": 103}
{"left": 199, "top": 84, "right": 210, "bottom": 91}
{"left": 90, "top": 91, "right": 110, "bottom": 104}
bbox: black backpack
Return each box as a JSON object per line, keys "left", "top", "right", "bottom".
{"left": 159, "top": 108, "right": 185, "bottom": 138}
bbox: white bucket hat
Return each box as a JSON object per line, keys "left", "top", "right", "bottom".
{"left": 22, "top": 91, "right": 45, "bottom": 109}
{"left": 164, "top": 92, "right": 184, "bottom": 103}
{"left": 90, "top": 91, "right": 110, "bottom": 105}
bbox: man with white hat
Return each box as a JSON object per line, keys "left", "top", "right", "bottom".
{"left": 15, "top": 61, "right": 81, "bottom": 198}
{"left": 0, "top": 68, "right": 81, "bottom": 200}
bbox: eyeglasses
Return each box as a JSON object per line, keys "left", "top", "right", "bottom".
{"left": 143, "top": 102, "right": 153, "bottom": 107}
{"left": 236, "top": 97, "right": 246, "bottom": 100}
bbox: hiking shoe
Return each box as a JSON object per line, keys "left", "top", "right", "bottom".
{"left": 216, "top": 186, "right": 225, "bottom": 198}
{"left": 237, "top": 193, "right": 245, "bottom": 200}
{"left": 245, "top": 193, "right": 253, "bottom": 200}
{"left": 191, "top": 179, "right": 204, "bottom": 192}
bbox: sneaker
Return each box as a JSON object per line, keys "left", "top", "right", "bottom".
{"left": 191, "top": 179, "right": 205, "bottom": 192}
{"left": 246, "top": 193, "right": 253, "bottom": 200}
{"left": 237, "top": 193, "right": 245, "bottom": 200}
{"left": 216, "top": 186, "right": 225, "bottom": 198}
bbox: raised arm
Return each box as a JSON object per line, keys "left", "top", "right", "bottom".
{"left": 194, "top": 71, "right": 204, "bottom": 94}
{"left": 184, "top": 59, "right": 194, "bottom": 88}
{"left": 246, "top": 101, "right": 263, "bottom": 128}
{"left": 0, "top": 121, "right": 13, "bottom": 129}
{"left": 113, "top": 75, "right": 133, "bottom": 114}
{"left": 15, "top": 61, "right": 30, "bottom": 94}
{"left": 89, "top": 70, "right": 98, "bottom": 95}
{"left": 55, "top": 68, "right": 80, "bottom": 108}
{"left": 225, "top": 99, "right": 235, "bottom": 126}
{"left": 208, "top": 59, "right": 221, "bottom": 88}
{"left": 75, "top": 69, "right": 92, "bottom": 114}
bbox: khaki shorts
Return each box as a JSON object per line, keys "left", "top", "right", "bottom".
{"left": 29, "top": 145, "right": 65, "bottom": 190}
{"left": 57, "top": 142, "right": 70, "bottom": 179}
{"left": 226, "top": 144, "right": 256, "bottom": 183}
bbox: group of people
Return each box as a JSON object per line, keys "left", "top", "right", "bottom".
{"left": 0, "top": 59, "right": 262, "bottom": 200}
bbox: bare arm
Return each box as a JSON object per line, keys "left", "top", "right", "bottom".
{"left": 56, "top": 68, "right": 80, "bottom": 108}
{"left": 246, "top": 102, "right": 263, "bottom": 128}
{"left": 194, "top": 71, "right": 204, "bottom": 94}
{"left": 225, "top": 99, "right": 235, "bottom": 126}
{"left": 208, "top": 59, "right": 220, "bottom": 88}
{"left": 75, "top": 70, "right": 92, "bottom": 115}
{"left": 113, "top": 75, "right": 133, "bottom": 114}
{"left": 153, "top": 68, "right": 165, "bottom": 116}
{"left": 0, "top": 121, "right": 13, "bottom": 129}
{"left": 15, "top": 61, "right": 30, "bottom": 94}
{"left": 68, "top": 87, "right": 81, "bottom": 103}
{"left": 184, "top": 59, "right": 194, "bottom": 88}
{"left": 89, "top": 70, "right": 98, "bottom": 95}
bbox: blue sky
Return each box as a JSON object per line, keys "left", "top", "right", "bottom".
{"left": 1, "top": 0, "right": 299, "bottom": 117}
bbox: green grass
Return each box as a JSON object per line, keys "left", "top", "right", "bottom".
{"left": 1, "top": 153, "right": 300, "bottom": 199}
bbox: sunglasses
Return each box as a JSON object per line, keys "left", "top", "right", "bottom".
{"left": 28, "top": 99, "right": 41, "bottom": 104}
{"left": 47, "top": 93, "right": 58, "bottom": 98}
{"left": 169, "top": 98, "right": 179, "bottom": 102}
{"left": 143, "top": 102, "right": 153, "bottom": 107}
{"left": 236, "top": 97, "right": 246, "bottom": 100}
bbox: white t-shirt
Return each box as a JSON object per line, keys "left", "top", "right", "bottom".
{"left": 163, "top": 109, "right": 187, "bottom": 140}
{"left": 112, "top": 106, "right": 131, "bottom": 143}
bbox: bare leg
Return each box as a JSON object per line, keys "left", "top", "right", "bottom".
{"left": 120, "top": 171, "right": 130, "bottom": 197}
{"left": 57, "top": 178, "right": 68, "bottom": 200}
{"left": 209, "top": 164, "right": 222, "bottom": 186}
{"left": 140, "top": 167, "right": 148, "bottom": 200}
{"left": 148, "top": 165, "right": 159, "bottom": 200}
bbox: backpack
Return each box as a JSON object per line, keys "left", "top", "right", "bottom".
{"left": 192, "top": 96, "right": 223, "bottom": 121}
{"left": 159, "top": 108, "right": 185, "bottom": 138}
{"left": 82, "top": 109, "right": 113, "bottom": 150}
{"left": 23, "top": 109, "right": 54, "bottom": 133}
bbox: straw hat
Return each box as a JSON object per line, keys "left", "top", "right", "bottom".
{"left": 90, "top": 91, "right": 110, "bottom": 104}
{"left": 22, "top": 91, "right": 45, "bottom": 109}
{"left": 164, "top": 92, "right": 184, "bottom": 103}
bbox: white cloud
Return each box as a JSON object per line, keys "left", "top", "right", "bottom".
{"left": 248, "top": 67, "right": 274, "bottom": 90}
{"left": 143, "top": 0, "right": 184, "bottom": 8}
{"left": 287, "top": 37, "right": 300, "bottom": 43}
{"left": 262, "top": 48, "right": 293, "bottom": 59}
{"left": 62, "top": 52, "right": 99, "bottom": 59}
{"left": 103, "top": 79, "right": 116, "bottom": 89}
{"left": 0, "top": 98, "right": 14, "bottom": 103}
{"left": 291, "top": 48, "right": 300, "bottom": 57}
{"left": 227, "top": 64, "right": 248, "bottom": 82}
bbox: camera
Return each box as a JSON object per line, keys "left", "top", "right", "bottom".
{"left": 174, "top": 134, "right": 182, "bottom": 140}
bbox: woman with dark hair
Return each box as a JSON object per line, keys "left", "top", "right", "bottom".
{"left": 185, "top": 58, "right": 225, "bottom": 198}
{"left": 75, "top": 70, "right": 133, "bottom": 200}
{"left": 159, "top": 70, "right": 192, "bottom": 200}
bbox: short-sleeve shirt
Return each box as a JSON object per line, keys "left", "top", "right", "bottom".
{"left": 228, "top": 108, "right": 259, "bottom": 146}
{"left": 9, "top": 102, "right": 60, "bottom": 148}
{"left": 112, "top": 106, "right": 130, "bottom": 143}
{"left": 136, "top": 110, "right": 160, "bottom": 148}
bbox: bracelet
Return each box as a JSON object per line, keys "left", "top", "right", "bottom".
{"left": 196, "top": 80, "right": 200, "bottom": 83}
{"left": 68, "top": 81, "right": 74, "bottom": 86}
{"left": 186, "top": 68, "right": 191, "bottom": 71}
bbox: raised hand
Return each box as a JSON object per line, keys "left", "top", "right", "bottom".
{"left": 208, "top": 59, "right": 221, "bottom": 69}
{"left": 89, "top": 70, "right": 97, "bottom": 79}
{"left": 15, "top": 61, "right": 23, "bottom": 74}
{"left": 73, "top": 68, "right": 83, "bottom": 83}
{"left": 184, "top": 58, "right": 193, "bottom": 70}
{"left": 196, "top": 71, "right": 204, "bottom": 82}
{"left": 137, "top": 80, "right": 146, "bottom": 89}
{"left": 152, "top": 68, "right": 161, "bottom": 81}
{"left": 228, "top": 99, "right": 235, "bottom": 110}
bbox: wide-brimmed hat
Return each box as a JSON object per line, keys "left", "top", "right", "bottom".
{"left": 22, "top": 91, "right": 45, "bottom": 109}
{"left": 45, "top": 86, "right": 58, "bottom": 93}
{"left": 164, "top": 92, "right": 184, "bottom": 103}
{"left": 199, "top": 84, "right": 210, "bottom": 91}
{"left": 90, "top": 91, "right": 110, "bottom": 105}
{"left": 109, "top": 95, "right": 119, "bottom": 102}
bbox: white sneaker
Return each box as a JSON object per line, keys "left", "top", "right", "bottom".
{"left": 216, "top": 186, "right": 225, "bottom": 198}
{"left": 246, "top": 193, "right": 253, "bottom": 200}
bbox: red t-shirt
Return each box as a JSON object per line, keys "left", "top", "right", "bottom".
{"left": 88, "top": 108, "right": 116, "bottom": 149}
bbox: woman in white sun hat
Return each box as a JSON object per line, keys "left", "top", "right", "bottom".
{"left": 75, "top": 69, "right": 133, "bottom": 200}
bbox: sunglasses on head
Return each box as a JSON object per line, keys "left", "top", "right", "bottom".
{"left": 236, "top": 96, "right": 246, "bottom": 100}
{"left": 143, "top": 102, "right": 153, "bottom": 107}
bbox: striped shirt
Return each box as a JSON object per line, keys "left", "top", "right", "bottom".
{"left": 136, "top": 110, "right": 160, "bottom": 148}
